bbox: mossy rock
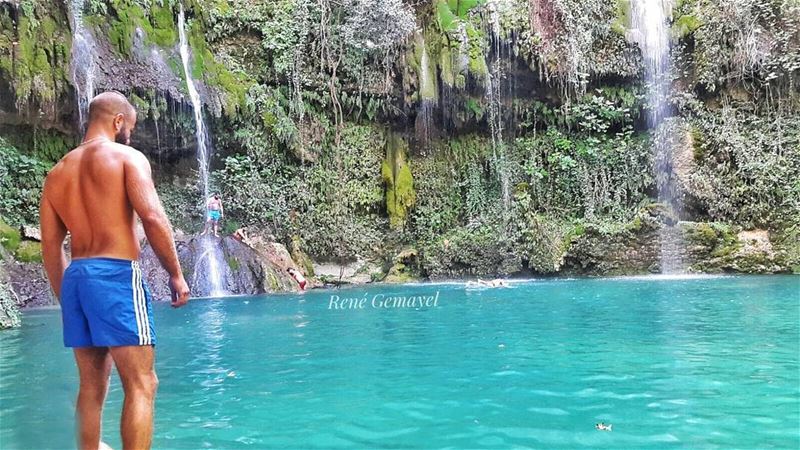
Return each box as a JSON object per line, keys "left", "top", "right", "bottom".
{"left": 383, "top": 134, "right": 416, "bottom": 230}
{"left": 15, "top": 240, "right": 41, "bottom": 263}
{"left": 290, "top": 236, "right": 315, "bottom": 277}
{"left": 266, "top": 270, "right": 280, "bottom": 291}
{"left": 0, "top": 219, "right": 21, "bottom": 253}
{"left": 226, "top": 256, "right": 240, "bottom": 271}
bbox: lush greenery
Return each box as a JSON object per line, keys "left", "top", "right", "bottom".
{"left": 0, "top": 0, "right": 797, "bottom": 278}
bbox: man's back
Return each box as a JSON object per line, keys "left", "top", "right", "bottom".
{"left": 40, "top": 91, "right": 189, "bottom": 450}
{"left": 44, "top": 139, "right": 140, "bottom": 260}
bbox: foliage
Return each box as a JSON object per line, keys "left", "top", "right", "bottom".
{"left": 421, "top": 223, "right": 516, "bottom": 278}
{"left": 686, "top": 104, "right": 800, "bottom": 227}
{"left": 527, "top": 0, "right": 640, "bottom": 93}
{"left": 0, "top": 138, "right": 50, "bottom": 226}
{"left": 685, "top": 0, "right": 800, "bottom": 92}
{"left": 515, "top": 127, "right": 652, "bottom": 220}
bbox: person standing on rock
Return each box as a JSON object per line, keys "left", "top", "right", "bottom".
{"left": 200, "top": 194, "right": 224, "bottom": 237}
{"left": 39, "top": 91, "right": 190, "bottom": 450}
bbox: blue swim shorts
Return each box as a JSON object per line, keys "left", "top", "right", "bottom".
{"left": 60, "top": 258, "right": 156, "bottom": 347}
{"left": 208, "top": 210, "right": 221, "bottom": 221}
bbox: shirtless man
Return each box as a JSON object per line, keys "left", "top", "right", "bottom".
{"left": 40, "top": 91, "right": 190, "bottom": 450}
{"left": 200, "top": 194, "right": 223, "bottom": 237}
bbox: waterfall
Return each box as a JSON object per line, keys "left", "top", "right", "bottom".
{"left": 68, "top": 0, "right": 96, "bottom": 131}
{"left": 485, "top": 1, "right": 511, "bottom": 213}
{"left": 630, "top": 0, "right": 685, "bottom": 273}
{"left": 415, "top": 36, "right": 437, "bottom": 149}
{"left": 178, "top": 4, "right": 226, "bottom": 297}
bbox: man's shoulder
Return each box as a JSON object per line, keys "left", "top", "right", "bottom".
{"left": 102, "top": 142, "right": 145, "bottom": 158}
{"left": 100, "top": 142, "right": 148, "bottom": 166}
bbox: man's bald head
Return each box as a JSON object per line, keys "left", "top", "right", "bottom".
{"left": 87, "top": 91, "right": 137, "bottom": 145}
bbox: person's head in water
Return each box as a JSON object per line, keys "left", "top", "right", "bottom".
{"left": 87, "top": 91, "right": 137, "bottom": 145}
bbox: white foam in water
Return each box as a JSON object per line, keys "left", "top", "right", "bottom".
{"left": 607, "top": 273, "right": 732, "bottom": 281}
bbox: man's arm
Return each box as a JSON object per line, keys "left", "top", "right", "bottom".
{"left": 39, "top": 190, "right": 67, "bottom": 301}
{"left": 124, "top": 150, "right": 189, "bottom": 307}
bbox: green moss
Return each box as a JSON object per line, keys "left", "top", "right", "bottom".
{"left": 103, "top": 1, "right": 177, "bottom": 54}
{"left": 684, "top": 222, "right": 740, "bottom": 259}
{"left": 437, "top": 0, "right": 485, "bottom": 32}
{"left": 107, "top": 0, "right": 150, "bottom": 56}
{"left": 149, "top": 4, "right": 177, "bottom": 47}
{"left": 465, "top": 97, "right": 484, "bottom": 119}
{"left": 440, "top": 45, "right": 455, "bottom": 87}
{"left": 14, "top": 240, "right": 41, "bottom": 263}
{"left": 466, "top": 24, "right": 488, "bottom": 80}
{"left": 226, "top": 256, "right": 240, "bottom": 271}
{"left": 612, "top": 0, "right": 631, "bottom": 35}
{"left": 5, "top": 9, "right": 70, "bottom": 104}
{"left": 690, "top": 125, "right": 706, "bottom": 162}
{"left": 186, "top": 19, "right": 250, "bottom": 114}
{"left": 0, "top": 218, "right": 21, "bottom": 253}
{"left": 382, "top": 134, "right": 416, "bottom": 230}
{"left": 672, "top": 14, "right": 702, "bottom": 39}
{"left": 436, "top": 0, "right": 458, "bottom": 32}
{"left": 290, "top": 236, "right": 315, "bottom": 276}
{"left": 267, "top": 270, "right": 280, "bottom": 290}
{"left": 129, "top": 92, "right": 151, "bottom": 118}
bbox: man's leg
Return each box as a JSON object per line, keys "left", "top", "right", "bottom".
{"left": 109, "top": 346, "right": 158, "bottom": 450}
{"left": 74, "top": 347, "right": 113, "bottom": 450}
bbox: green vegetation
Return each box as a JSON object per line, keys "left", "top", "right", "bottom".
{"left": 382, "top": 134, "right": 416, "bottom": 230}
{"left": 0, "top": 0, "right": 71, "bottom": 105}
{"left": 0, "top": 0, "right": 797, "bottom": 278}
{"left": 15, "top": 240, "right": 42, "bottom": 263}
{"left": 0, "top": 138, "right": 50, "bottom": 226}
{"left": 0, "top": 218, "right": 21, "bottom": 253}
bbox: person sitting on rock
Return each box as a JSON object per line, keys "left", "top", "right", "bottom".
{"left": 200, "top": 194, "right": 223, "bottom": 237}
{"left": 287, "top": 267, "right": 307, "bottom": 291}
{"left": 232, "top": 227, "right": 249, "bottom": 243}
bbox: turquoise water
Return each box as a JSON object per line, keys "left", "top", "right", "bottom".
{"left": 1, "top": 275, "right": 798, "bottom": 449}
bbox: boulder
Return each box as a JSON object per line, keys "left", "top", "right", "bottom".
{"left": 21, "top": 225, "right": 41, "bottom": 241}
{"left": 140, "top": 234, "right": 298, "bottom": 300}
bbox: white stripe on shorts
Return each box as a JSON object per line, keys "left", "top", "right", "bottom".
{"left": 137, "top": 263, "right": 151, "bottom": 345}
{"left": 131, "top": 261, "right": 145, "bottom": 345}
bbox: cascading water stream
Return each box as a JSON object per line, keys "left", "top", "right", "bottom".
{"left": 68, "top": 0, "right": 96, "bottom": 131}
{"left": 630, "top": 0, "right": 685, "bottom": 273}
{"left": 415, "top": 37, "right": 436, "bottom": 149}
{"left": 485, "top": 1, "right": 511, "bottom": 214}
{"left": 178, "top": 4, "right": 226, "bottom": 297}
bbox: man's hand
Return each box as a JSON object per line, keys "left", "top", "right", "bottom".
{"left": 169, "top": 275, "right": 190, "bottom": 308}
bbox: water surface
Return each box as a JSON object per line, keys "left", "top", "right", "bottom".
{"left": 1, "top": 275, "right": 798, "bottom": 448}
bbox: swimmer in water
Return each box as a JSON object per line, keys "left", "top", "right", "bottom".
{"left": 476, "top": 278, "right": 509, "bottom": 288}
